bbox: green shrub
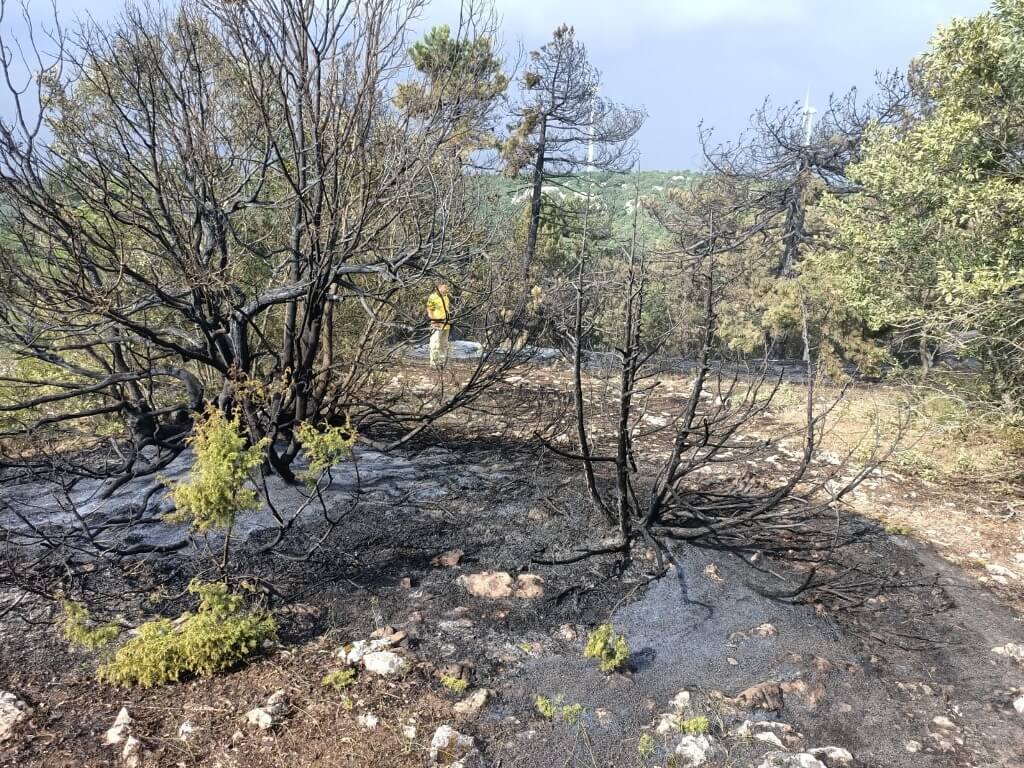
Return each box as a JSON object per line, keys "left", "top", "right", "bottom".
{"left": 440, "top": 674, "right": 469, "bottom": 694}
{"left": 322, "top": 667, "right": 357, "bottom": 691}
{"left": 584, "top": 623, "right": 630, "bottom": 673}
{"left": 296, "top": 419, "right": 357, "bottom": 481}
{"left": 166, "top": 407, "right": 268, "bottom": 532}
{"left": 535, "top": 694, "right": 556, "bottom": 719}
{"left": 61, "top": 600, "right": 121, "bottom": 650}
{"left": 535, "top": 694, "right": 585, "bottom": 724}
{"left": 679, "top": 715, "right": 709, "bottom": 736}
{"left": 637, "top": 732, "right": 655, "bottom": 759}
{"left": 97, "top": 580, "right": 276, "bottom": 688}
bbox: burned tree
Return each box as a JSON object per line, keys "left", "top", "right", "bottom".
{"left": 503, "top": 24, "right": 645, "bottom": 275}
{"left": 0, "top": 0, "right": 530, "bottom": 490}
{"left": 536, "top": 173, "right": 892, "bottom": 600}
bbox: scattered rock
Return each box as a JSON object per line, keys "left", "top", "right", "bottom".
{"left": 734, "top": 720, "right": 802, "bottom": 749}
{"left": 245, "top": 708, "right": 274, "bottom": 731}
{"left": 177, "top": 721, "right": 196, "bottom": 741}
{"left": 675, "top": 734, "right": 719, "bottom": 766}
{"left": 104, "top": 708, "right": 133, "bottom": 746}
{"left": 245, "top": 690, "right": 288, "bottom": 731}
{"left": 430, "top": 724, "right": 482, "bottom": 767}
{"left": 453, "top": 689, "right": 489, "bottom": 719}
{"left": 1014, "top": 695, "right": 1024, "bottom": 714}
{"left": 905, "top": 740, "right": 922, "bottom": 753}
{"left": 656, "top": 713, "right": 681, "bottom": 735}
{"left": 808, "top": 746, "right": 854, "bottom": 767}
{"left": 0, "top": 692, "right": 30, "bottom": 743}
{"left": 357, "top": 712, "right": 379, "bottom": 730}
{"left": 727, "top": 657, "right": 739, "bottom": 666}
{"left": 457, "top": 571, "right": 514, "bottom": 599}
{"left": 703, "top": 563, "right": 722, "bottom": 582}
{"left": 514, "top": 574, "right": 544, "bottom": 599}
{"left": 370, "top": 625, "right": 395, "bottom": 639}
{"left": 363, "top": 650, "right": 409, "bottom": 676}
{"left": 992, "top": 643, "right": 1024, "bottom": 664}
{"left": 734, "top": 681, "right": 785, "bottom": 712}
{"left": 432, "top": 549, "right": 464, "bottom": 567}
{"left": 402, "top": 723, "right": 418, "bottom": 740}
{"left": 122, "top": 735, "right": 143, "bottom": 768}
{"left": 928, "top": 714, "right": 963, "bottom": 752}
{"left": 342, "top": 637, "right": 394, "bottom": 664}
{"left": 757, "top": 752, "right": 827, "bottom": 768}
{"left": 670, "top": 690, "right": 691, "bottom": 712}
{"left": 554, "top": 624, "right": 577, "bottom": 642}
{"left": 728, "top": 623, "right": 778, "bottom": 642}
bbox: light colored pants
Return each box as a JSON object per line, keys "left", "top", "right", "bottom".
{"left": 429, "top": 326, "right": 450, "bottom": 367}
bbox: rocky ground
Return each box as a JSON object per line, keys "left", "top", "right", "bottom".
{"left": 1, "top": 365, "right": 1023, "bottom": 768}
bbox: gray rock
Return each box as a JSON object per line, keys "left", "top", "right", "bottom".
{"left": 992, "top": 643, "right": 1024, "bottom": 663}
{"left": 430, "top": 724, "right": 483, "bottom": 767}
{"left": 453, "top": 689, "right": 489, "bottom": 719}
{"left": 674, "top": 734, "right": 719, "bottom": 766}
{"left": 245, "top": 689, "right": 288, "bottom": 730}
{"left": 122, "top": 735, "right": 142, "bottom": 768}
{"left": 341, "top": 638, "right": 393, "bottom": 665}
{"left": 758, "top": 753, "right": 827, "bottom": 768}
{"left": 104, "top": 707, "right": 132, "bottom": 746}
{"left": 362, "top": 650, "right": 408, "bottom": 676}
{"left": 808, "top": 746, "right": 854, "bottom": 767}
{"left": 0, "top": 692, "right": 31, "bottom": 743}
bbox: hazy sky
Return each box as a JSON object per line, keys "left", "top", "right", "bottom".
{"left": 13, "top": 0, "right": 996, "bottom": 169}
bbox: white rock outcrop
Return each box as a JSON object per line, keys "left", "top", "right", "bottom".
{"left": 362, "top": 650, "right": 408, "bottom": 676}
{"left": 674, "top": 734, "right": 719, "bottom": 766}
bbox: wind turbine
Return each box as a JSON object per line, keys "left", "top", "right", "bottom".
{"left": 801, "top": 89, "right": 817, "bottom": 145}
{"left": 586, "top": 86, "right": 598, "bottom": 174}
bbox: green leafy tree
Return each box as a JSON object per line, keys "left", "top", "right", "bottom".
{"left": 395, "top": 23, "right": 507, "bottom": 156}
{"left": 825, "top": 0, "right": 1024, "bottom": 404}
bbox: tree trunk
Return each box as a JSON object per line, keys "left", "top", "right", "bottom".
{"left": 524, "top": 113, "right": 548, "bottom": 276}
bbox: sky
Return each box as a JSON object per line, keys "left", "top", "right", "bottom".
{"left": 12, "top": 0, "right": 995, "bottom": 169}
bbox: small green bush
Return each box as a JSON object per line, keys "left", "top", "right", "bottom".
{"left": 637, "top": 732, "right": 655, "bottom": 759}
{"left": 322, "top": 667, "right": 357, "bottom": 691}
{"left": 584, "top": 623, "right": 630, "bottom": 673}
{"left": 97, "top": 580, "right": 276, "bottom": 688}
{"left": 679, "top": 715, "right": 709, "bottom": 736}
{"left": 61, "top": 600, "right": 121, "bottom": 650}
{"left": 166, "top": 407, "right": 268, "bottom": 532}
{"left": 296, "top": 419, "right": 357, "bottom": 481}
{"left": 440, "top": 674, "right": 469, "bottom": 694}
{"left": 535, "top": 694, "right": 585, "bottom": 724}
{"left": 535, "top": 694, "right": 556, "bottom": 719}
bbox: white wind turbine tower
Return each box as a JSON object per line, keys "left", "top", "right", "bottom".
{"left": 586, "top": 86, "right": 598, "bottom": 174}
{"left": 801, "top": 89, "right": 817, "bottom": 145}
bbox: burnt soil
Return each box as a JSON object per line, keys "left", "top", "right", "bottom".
{"left": 2, "top": 381, "right": 1023, "bottom": 767}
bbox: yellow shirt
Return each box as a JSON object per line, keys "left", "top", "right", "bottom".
{"left": 427, "top": 292, "right": 451, "bottom": 330}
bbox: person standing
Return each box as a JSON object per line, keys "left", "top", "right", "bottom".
{"left": 426, "top": 281, "right": 452, "bottom": 368}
